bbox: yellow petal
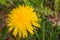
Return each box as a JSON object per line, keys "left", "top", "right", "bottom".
{"left": 19, "top": 29, "right": 22, "bottom": 38}
{"left": 7, "top": 23, "right": 12, "bottom": 27}
{"left": 13, "top": 27, "right": 18, "bottom": 36}
{"left": 31, "top": 12, "right": 38, "bottom": 21}
{"left": 8, "top": 26, "right": 14, "bottom": 32}
{"left": 32, "top": 22, "right": 40, "bottom": 28}
{"left": 22, "top": 30, "right": 27, "bottom": 38}
{"left": 27, "top": 27, "right": 34, "bottom": 35}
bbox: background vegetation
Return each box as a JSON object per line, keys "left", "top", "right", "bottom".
{"left": 0, "top": 0, "right": 60, "bottom": 40}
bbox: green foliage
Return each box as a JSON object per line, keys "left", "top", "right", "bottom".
{"left": 54, "top": 0, "right": 60, "bottom": 18}
{"left": 0, "top": 0, "right": 6, "bottom": 5}
{"left": 0, "top": 26, "right": 8, "bottom": 40}
{"left": 44, "top": 7, "right": 53, "bottom": 16}
{"left": 0, "top": 0, "right": 60, "bottom": 40}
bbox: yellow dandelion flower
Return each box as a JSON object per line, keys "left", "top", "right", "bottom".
{"left": 7, "top": 5, "right": 41, "bottom": 38}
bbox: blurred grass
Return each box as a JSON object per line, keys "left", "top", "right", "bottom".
{"left": 0, "top": 0, "right": 60, "bottom": 40}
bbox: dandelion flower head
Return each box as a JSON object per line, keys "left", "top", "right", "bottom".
{"left": 7, "top": 5, "right": 40, "bottom": 38}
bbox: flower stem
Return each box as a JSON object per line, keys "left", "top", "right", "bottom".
{"left": 42, "top": 15, "right": 45, "bottom": 40}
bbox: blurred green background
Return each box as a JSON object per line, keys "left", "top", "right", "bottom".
{"left": 0, "top": 0, "right": 60, "bottom": 40}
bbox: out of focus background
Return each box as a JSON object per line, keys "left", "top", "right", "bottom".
{"left": 0, "top": 0, "right": 60, "bottom": 40}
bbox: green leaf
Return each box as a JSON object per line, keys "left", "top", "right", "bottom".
{"left": 54, "top": 0, "right": 60, "bottom": 18}
{"left": 23, "top": 0, "right": 31, "bottom": 5}
{"left": 0, "top": 26, "right": 8, "bottom": 40}
{"left": 26, "top": 34, "right": 33, "bottom": 40}
{"left": 8, "top": 34, "right": 15, "bottom": 40}
{"left": 44, "top": 7, "right": 53, "bottom": 16}
{"left": 0, "top": 0, "right": 7, "bottom": 5}
{"left": 34, "top": 30, "right": 40, "bottom": 40}
{"left": 56, "top": 26, "right": 60, "bottom": 31}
